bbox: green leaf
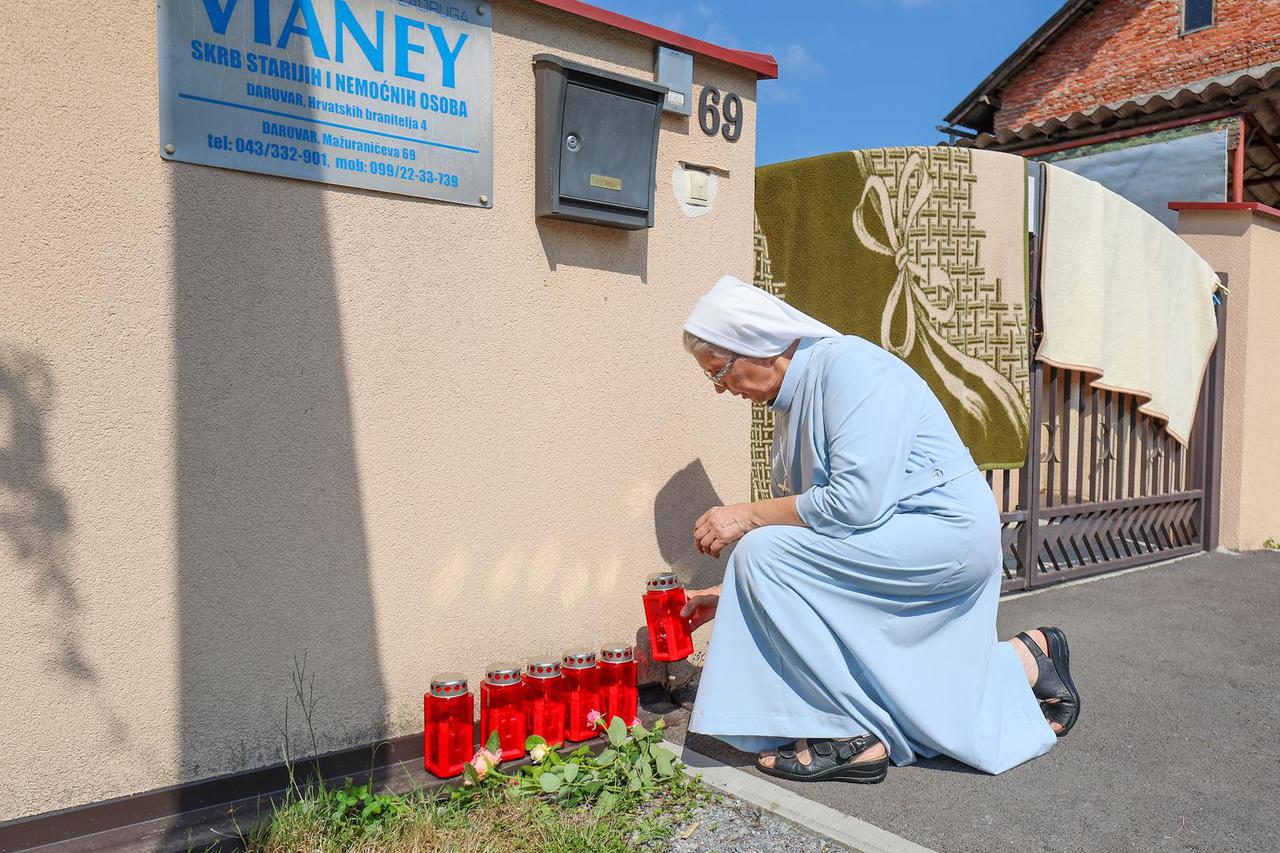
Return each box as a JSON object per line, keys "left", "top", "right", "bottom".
{"left": 607, "top": 716, "right": 628, "bottom": 747}
{"left": 640, "top": 758, "right": 653, "bottom": 783}
{"left": 632, "top": 721, "right": 650, "bottom": 740}
{"left": 595, "top": 790, "right": 618, "bottom": 815}
{"left": 539, "top": 772, "right": 562, "bottom": 793}
{"left": 562, "top": 762, "right": 579, "bottom": 783}
{"left": 525, "top": 734, "right": 547, "bottom": 751}
{"left": 463, "top": 763, "right": 479, "bottom": 786}
{"left": 595, "top": 748, "right": 617, "bottom": 766}
{"left": 485, "top": 730, "right": 502, "bottom": 754}
{"left": 653, "top": 748, "right": 674, "bottom": 778}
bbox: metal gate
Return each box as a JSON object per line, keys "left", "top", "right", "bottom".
{"left": 987, "top": 278, "right": 1227, "bottom": 592}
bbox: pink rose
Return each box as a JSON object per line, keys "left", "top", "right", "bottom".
{"left": 630, "top": 718, "right": 641, "bottom": 728}
{"left": 586, "top": 709, "right": 603, "bottom": 728}
{"left": 464, "top": 746, "right": 502, "bottom": 785}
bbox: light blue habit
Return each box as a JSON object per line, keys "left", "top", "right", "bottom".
{"left": 689, "top": 336, "right": 1056, "bottom": 775}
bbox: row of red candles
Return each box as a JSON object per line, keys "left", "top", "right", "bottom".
{"left": 423, "top": 644, "right": 637, "bottom": 778}
{"left": 423, "top": 572, "right": 696, "bottom": 779}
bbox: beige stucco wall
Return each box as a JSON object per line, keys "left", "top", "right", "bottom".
{"left": 0, "top": 0, "right": 758, "bottom": 820}
{"left": 1177, "top": 209, "right": 1280, "bottom": 550}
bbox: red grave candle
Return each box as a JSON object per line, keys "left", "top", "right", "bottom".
{"left": 598, "top": 642, "right": 638, "bottom": 728}
{"left": 423, "top": 672, "right": 472, "bottom": 778}
{"left": 479, "top": 662, "right": 528, "bottom": 761}
{"left": 525, "top": 657, "right": 567, "bottom": 748}
{"left": 562, "top": 648, "right": 600, "bottom": 742}
{"left": 643, "top": 572, "right": 694, "bottom": 662}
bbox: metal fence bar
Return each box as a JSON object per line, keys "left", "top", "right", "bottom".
{"left": 1127, "top": 396, "right": 1138, "bottom": 498}
{"left": 1089, "top": 385, "right": 1099, "bottom": 502}
{"left": 1075, "top": 375, "right": 1086, "bottom": 504}
{"left": 1046, "top": 368, "right": 1058, "bottom": 510}
{"left": 1060, "top": 370, "right": 1071, "bottom": 507}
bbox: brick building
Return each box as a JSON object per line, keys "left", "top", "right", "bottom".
{"left": 941, "top": 0, "right": 1280, "bottom": 210}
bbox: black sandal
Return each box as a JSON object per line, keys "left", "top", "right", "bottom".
{"left": 1016, "top": 627, "right": 1081, "bottom": 737}
{"left": 755, "top": 734, "right": 888, "bottom": 784}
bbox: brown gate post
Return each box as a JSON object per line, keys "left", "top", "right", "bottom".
{"left": 1200, "top": 279, "right": 1228, "bottom": 551}
{"left": 1016, "top": 162, "right": 1048, "bottom": 590}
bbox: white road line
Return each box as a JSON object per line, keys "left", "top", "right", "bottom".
{"left": 665, "top": 740, "right": 936, "bottom": 853}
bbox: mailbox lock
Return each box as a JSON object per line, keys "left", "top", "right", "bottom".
{"left": 565, "top": 134, "right": 582, "bottom": 152}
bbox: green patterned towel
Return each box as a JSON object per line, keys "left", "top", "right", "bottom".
{"left": 752, "top": 147, "right": 1030, "bottom": 496}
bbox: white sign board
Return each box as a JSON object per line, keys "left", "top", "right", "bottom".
{"left": 159, "top": 0, "right": 494, "bottom": 206}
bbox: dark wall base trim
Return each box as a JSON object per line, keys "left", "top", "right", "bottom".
{"left": 2, "top": 685, "right": 676, "bottom": 853}
{"left": 0, "top": 732, "right": 425, "bottom": 853}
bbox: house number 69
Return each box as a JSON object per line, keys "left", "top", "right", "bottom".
{"left": 699, "top": 87, "right": 744, "bottom": 142}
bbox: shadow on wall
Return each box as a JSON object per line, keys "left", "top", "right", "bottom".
{"left": 645, "top": 459, "right": 728, "bottom": 690}
{"left": 536, "top": 218, "right": 650, "bottom": 282}
{"left": 653, "top": 458, "right": 728, "bottom": 591}
{"left": 0, "top": 347, "right": 100, "bottom": 685}
{"left": 169, "top": 165, "right": 387, "bottom": 801}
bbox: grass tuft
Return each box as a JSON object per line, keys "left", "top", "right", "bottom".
{"left": 242, "top": 778, "right": 714, "bottom": 852}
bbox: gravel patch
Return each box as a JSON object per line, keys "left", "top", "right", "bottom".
{"left": 653, "top": 792, "right": 843, "bottom": 853}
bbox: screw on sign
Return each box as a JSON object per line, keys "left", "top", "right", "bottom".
{"left": 561, "top": 648, "right": 601, "bottom": 742}
{"left": 423, "top": 672, "right": 473, "bottom": 778}
{"left": 525, "top": 656, "right": 568, "bottom": 748}
{"left": 643, "top": 572, "right": 694, "bottom": 661}
{"left": 480, "top": 662, "right": 528, "bottom": 761}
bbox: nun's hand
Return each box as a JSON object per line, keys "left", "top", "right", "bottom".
{"left": 694, "top": 503, "right": 758, "bottom": 558}
{"left": 681, "top": 586, "right": 721, "bottom": 631}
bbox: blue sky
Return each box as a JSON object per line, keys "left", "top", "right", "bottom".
{"left": 589, "top": 0, "right": 1063, "bottom": 164}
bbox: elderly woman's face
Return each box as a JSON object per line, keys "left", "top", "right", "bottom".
{"left": 692, "top": 349, "right": 785, "bottom": 405}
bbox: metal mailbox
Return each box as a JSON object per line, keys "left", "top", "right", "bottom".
{"left": 534, "top": 54, "right": 667, "bottom": 229}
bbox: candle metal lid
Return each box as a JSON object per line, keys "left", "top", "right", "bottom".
{"left": 526, "top": 657, "right": 563, "bottom": 679}
{"left": 484, "top": 662, "right": 523, "bottom": 686}
{"left": 600, "top": 643, "right": 634, "bottom": 663}
{"left": 646, "top": 571, "right": 682, "bottom": 591}
{"left": 562, "top": 648, "right": 598, "bottom": 669}
{"left": 429, "top": 672, "right": 469, "bottom": 698}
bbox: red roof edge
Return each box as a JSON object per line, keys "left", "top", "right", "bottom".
{"left": 528, "top": 0, "right": 779, "bottom": 79}
{"left": 1169, "top": 201, "right": 1280, "bottom": 224}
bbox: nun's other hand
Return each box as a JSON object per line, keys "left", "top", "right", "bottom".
{"left": 694, "top": 503, "right": 757, "bottom": 558}
{"left": 681, "top": 586, "right": 721, "bottom": 631}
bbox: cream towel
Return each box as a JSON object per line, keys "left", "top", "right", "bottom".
{"left": 1039, "top": 165, "right": 1219, "bottom": 446}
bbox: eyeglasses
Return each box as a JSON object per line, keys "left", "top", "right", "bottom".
{"left": 704, "top": 355, "right": 738, "bottom": 386}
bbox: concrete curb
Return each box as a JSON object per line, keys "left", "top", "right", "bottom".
{"left": 664, "top": 740, "right": 936, "bottom": 853}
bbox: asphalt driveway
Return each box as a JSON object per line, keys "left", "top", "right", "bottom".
{"left": 661, "top": 550, "right": 1280, "bottom": 853}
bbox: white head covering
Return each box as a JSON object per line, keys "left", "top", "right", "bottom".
{"left": 683, "top": 275, "right": 841, "bottom": 357}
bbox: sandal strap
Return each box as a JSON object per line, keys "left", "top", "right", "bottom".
{"left": 766, "top": 735, "right": 882, "bottom": 776}
{"left": 1015, "top": 631, "right": 1062, "bottom": 699}
{"left": 1015, "top": 631, "right": 1048, "bottom": 663}
{"left": 819, "top": 734, "right": 879, "bottom": 762}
